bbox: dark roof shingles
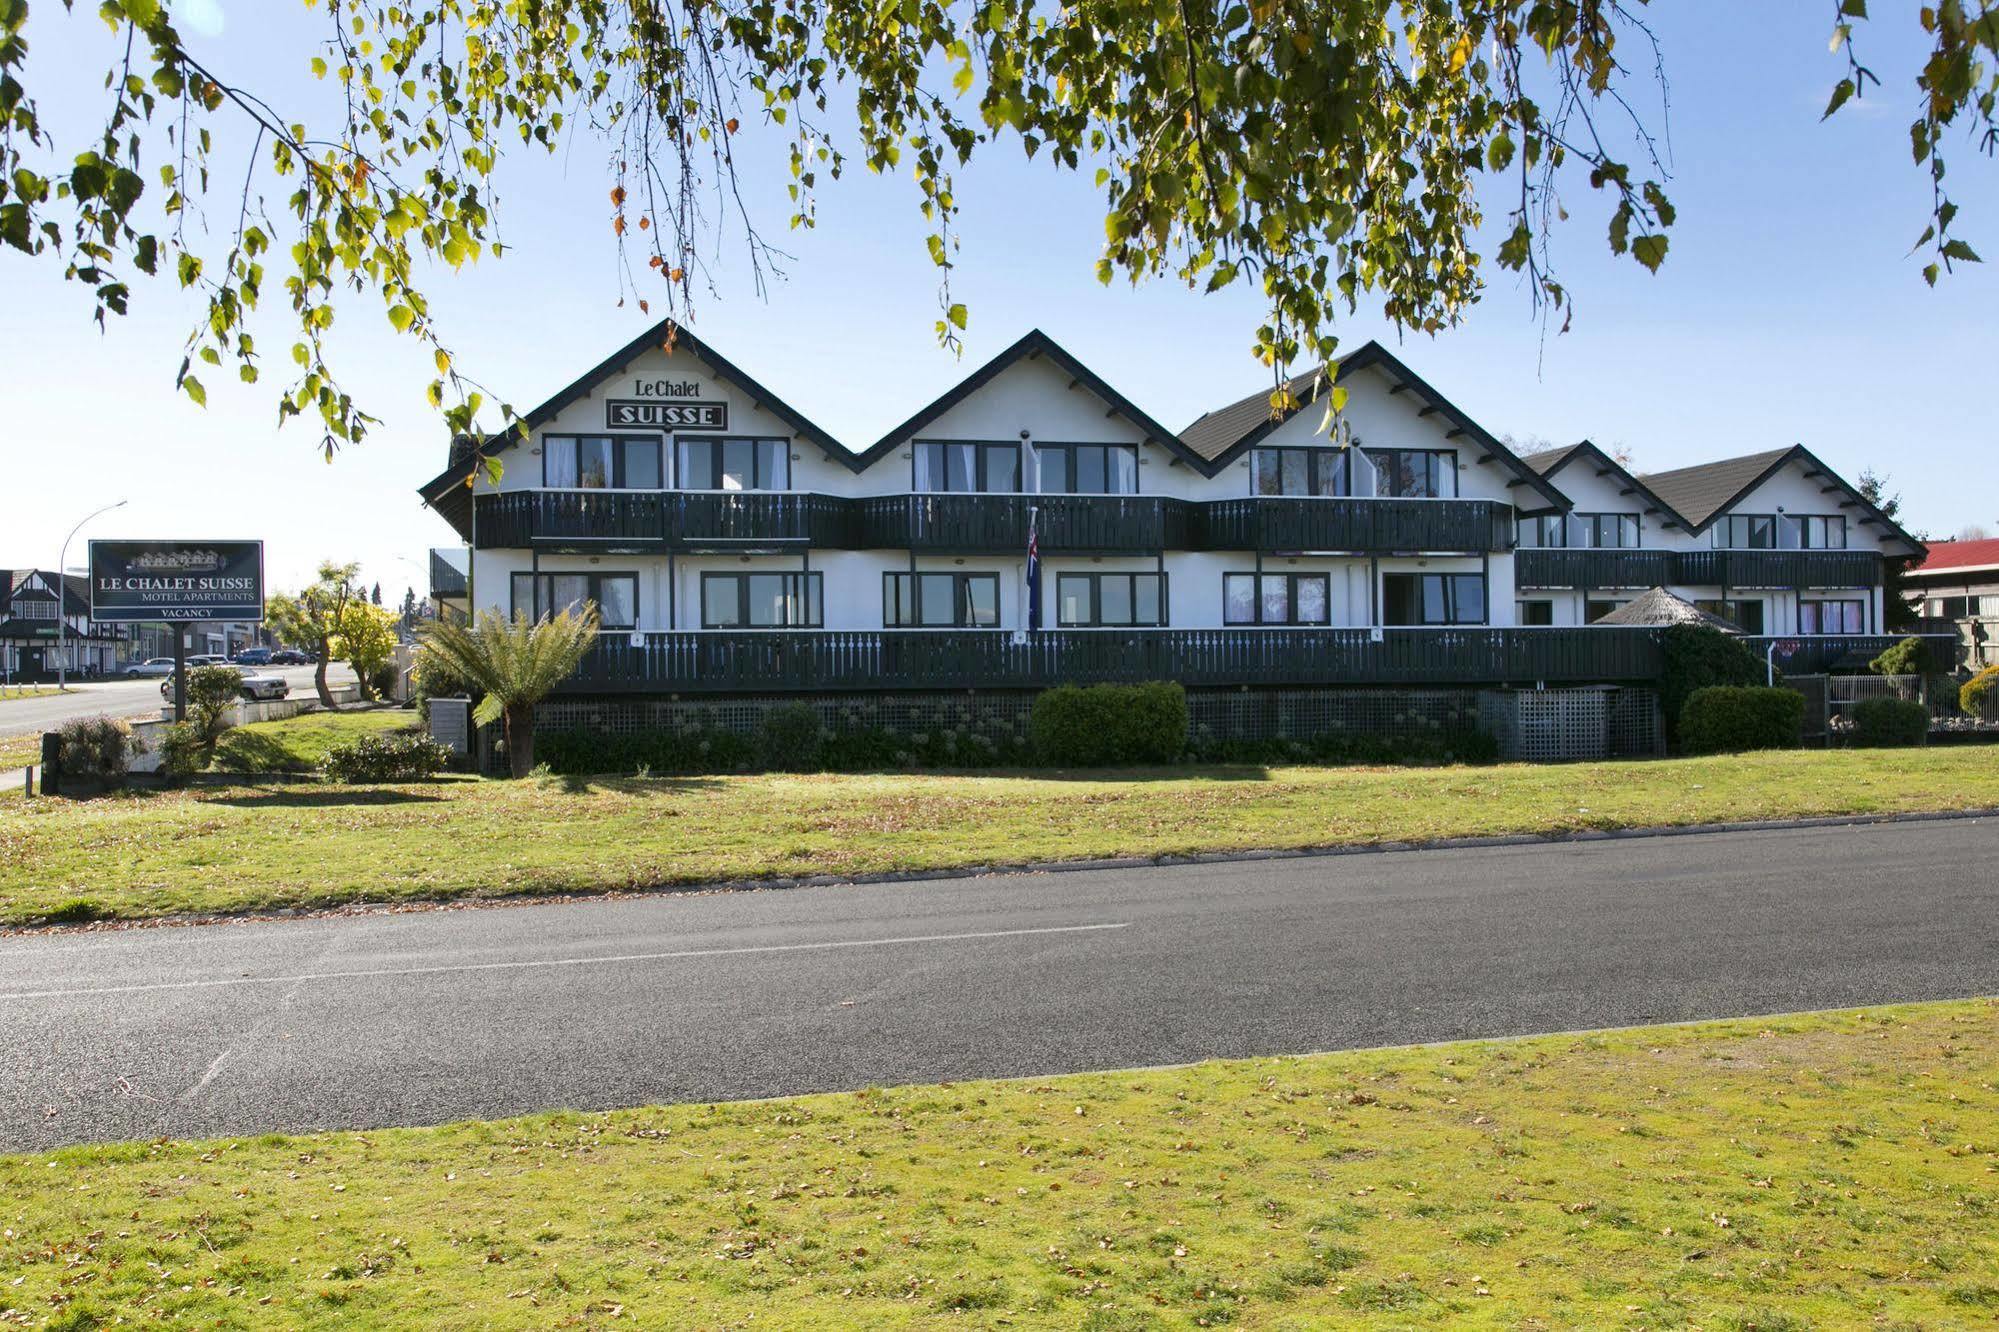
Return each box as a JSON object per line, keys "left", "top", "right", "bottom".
{"left": 1635, "top": 447, "right": 1794, "bottom": 530}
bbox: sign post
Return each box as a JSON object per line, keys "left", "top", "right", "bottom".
{"left": 87, "top": 541, "right": 265, "bottom": 721}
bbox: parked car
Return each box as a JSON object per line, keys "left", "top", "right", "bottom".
{"left": 231, "top": 647, "right": 273, "bottom": 666}
{"left": 159, "top": 670, "right": 290, "bottom": 702}
{"left": 125, "top": 658, "right": 177, "bottom": 679}
{"left": 269, "top": 648, "right": 310, "bottom": 665}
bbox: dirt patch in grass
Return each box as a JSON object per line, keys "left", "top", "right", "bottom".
{"left": 0, "top": 999, "right": 1993, "bottom": 1329}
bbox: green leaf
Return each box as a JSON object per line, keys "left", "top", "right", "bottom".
{"left": 387, "top": 303, "right": 414, "bottom": 332}
{"left": 181, "top": 373, "right": 207, "bottom": 407}
{"left": 946, "top": 302, "right": 968, "bottom": 330}
{"left": 1823, "top": 78, "right": 1855, "bottom": 120}
{"left": 1631, "top": 233, "right": 1668, "bottom": 273}
{"left": 1940, "top": 239, "right": 1982, "bottom": 264}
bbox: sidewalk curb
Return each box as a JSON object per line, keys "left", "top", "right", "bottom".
{"left": 6, "top": 805, "right": 1992, "bottom": 937}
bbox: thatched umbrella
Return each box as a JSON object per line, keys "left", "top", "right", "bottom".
{"left": 1591, "top": 587, "right": 1744, "bottom": 632}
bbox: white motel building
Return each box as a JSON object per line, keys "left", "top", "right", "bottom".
{"left": 418, "top": 322, "right": 1926, "bottom": 700}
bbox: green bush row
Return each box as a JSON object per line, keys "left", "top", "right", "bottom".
{"left": 535, "top": 715, "right": 1037, "bottom": 777}
{"left": 1186, "top": 728, "right": 1499, "bottom": 767}
{"left": 1849, "top": 697, "right": 1928, "bottom": 747}
{"left": 322, "top": 731, "right": 453, "bottom": 783}
{"left": 1029, "top": 682, "right": 1188, "bottom": 767}
{"left": 1678, "top": 686, "right": 1804, "bottom": 754}
{"left": 55, "top": 716, "right": 131, "bottom": 787}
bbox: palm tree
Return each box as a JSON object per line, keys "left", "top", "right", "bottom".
{"left": 415, "top": 605, "right": 599, "bottom": 777}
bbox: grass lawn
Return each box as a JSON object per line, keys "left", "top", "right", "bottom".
{"left": 0, "top": 733, "right": 41, "bottom": 772}
{"left": 3, "top": 999, "right": 1994, "bottom": 1329}
{"left": 208, "top": 706, "right": 415, "bottom": 774}
{"left": 0, "top": 685, "right": 60, "bottom": 702}
{"left": 3, "top": 746, "right": 1998, "bottom": 925}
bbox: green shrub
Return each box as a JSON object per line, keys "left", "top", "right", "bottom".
{"left": 1850, "top": 697, "right": 1928, "bottom": 747}
{"left": 756, "top": 703, "right": 824, "bottom": 772}
{"left": 1868, "top": 636, "right": 1930, "bottom": 677}
{"left": 184, "top": 664, "right": 244, "bottom": 754}
{"left": 1030, "top": 681, "right": 1188, "bottom": 767}
{"left": 156, "top": 724, "right": 208, "bottom": 785}
{"left": 321, "top": 731, "right": 451, "bottom": 783}
{"left": 1959, "top": 664, "right": 1999, "bottom": 719}
{"left": 1659, "top": 625, "right": 1765, "bottom": 738}
{"left": 1678, "top": 686, "right": 1805, "bottom": 754}
{"left": 366, "top": 663, "right": 400, "bottom": 700}
{"left": 55, "top": 715, "right": 130, "bottom": 787}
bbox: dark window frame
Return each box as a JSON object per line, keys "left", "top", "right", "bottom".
{"left": 911, "top": 440, "right": 1023, "bottom": 494}
{"left": 541, "top": 433, "right": 664, "bottom": 490}
{"left": 1694, "top": 597, "right": 1767, "bottom": 633}
{"left": 1517, "top": 598, "right": 1555, "bottom": 626}
{"left": 1034, "top": 442, "right": 1142, "bottom": 495}
{"left": 1054, "top": 571, "right": 1168, "bottom": 627}
{"left": 883, "top": 571, "right": 1003, "bottom": 627}
{"left": 1380, "top": 571, "right": 1487, "bottom": 626}
{"left": 509, "top": 571, "right": 641, "bottom": 630}
{"left": 1799, "top": 598, "right": 1866, "bottom": 634}
{"left": 1248, "top": 447, "right": 1352, "bottom": 498}
{"left": 1584, "top": 597, "right": 1631, "bottom": 623}
{"left": 1714, "top": 514, "right": 1778, "bottom": 549}
{"left": 699, "top": 571, "right": 824, "bottom": 629}
{"left": 1364, "top": 447, "right": 1458, "bottom": 498}
{"left": 1222, "top": 571, "right": 1332, "bottom": 625}
{"left": 1781, "top": 514, "right": 1848, "bottom": 549}
{"left": 675, "top": 435, "right": 792, "bottom": 491}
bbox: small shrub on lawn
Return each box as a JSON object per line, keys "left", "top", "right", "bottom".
{"left": 55, "top": 715, "right": 130, "bottom": 787}
{"left": 1659, "top": 625, "right": 1765, "bottom": 738}
{"left": 156, "top": 724, "right": 207, "bottom": 785}
{"left": 1850, "top": 697, "right": 1928, "bottom": 747}
{"left": 1030, "top": 681, "right": 1188, "bottom": 767}
{"left": 1960, "top": 664, "right": 1999, "bottom": 719}
{"left": 184, "top": 664, "right": 245, "bottom": 754}
{"left": 755, "top": 703, "right": 824, "bottom": 772}
{"left": 321, "top": 731, "right": 450, "bottom": 783}
{"left": 1679, "top": 686, "right": 1805, "bottom": 754}
{"left": 1868, "top": 636, "right": 1931, "bottom": 677}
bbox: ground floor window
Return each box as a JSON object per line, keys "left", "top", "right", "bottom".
{"left": 1695, "top": 598, "right": 1765, "bottom": 633}
{"left": 1517, "top": 599, "right": 1554, "bottom": 626}
{"left": 884, "top": 572, "right": 1000, "bottom": 627}
{"left": 1223, "top": 572, "right": 1330, "bottom": 625}
{"left": 510, "top": 572, "right": 638, "bottom": 629}
{"left": 1381, "top": 572, "right": 1485, "bottom": 626}
{"left": 1056, "top": 572, "right": 1166, "bottom": 627}
{"left": 702, "top": 572, "right": 823, "bottom": 628}
{"left": 1800, "top": 599, "right": 1866, "bottom": 634}
{"left": 1584, "top": 598, "right": 1630, "bottom": 623}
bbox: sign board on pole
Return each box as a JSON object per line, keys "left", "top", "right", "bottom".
{"left": 87, "top": 540, "right": 265, "bottom": 623}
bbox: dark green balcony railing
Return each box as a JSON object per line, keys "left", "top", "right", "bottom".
{"left": 1515, "top": 547, "right": 1884, "bottom": 590}
{"left": 474, "top": 491, "right": 853, "bottom": 550}
{"left": 852, "top": 494, "right": 1193, "bottom": 553}
{"left": 1743, "top": 634, "right": 1958, "bottom": 676}
{"left": 560, "top": 626, "right": 1674, "bottom": 694}
{"left": 1198, "top": 497, "right": 1511, "bottom": 553}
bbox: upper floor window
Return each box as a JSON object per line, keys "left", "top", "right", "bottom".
{"left": 1223, "top": 572, "right": 1331, "bottom": 625}
{"left": 1518, "top": 515, "right": 1566, "bottom": 548}
{"left": 1381, "top": 572, "right": 1485, "bottom": 625}
{"left": 678, "top": 437, "right": 790, "bottom": 491}
{"left": 1519, "top": 514, "right": 1639, "bottom": 548}
{"left": 1038, "top": 443, "right": 1138, "bottom": 495}
{"left": 543, "top": 435, "right": 662, "bottom": 490}
{"left": 1713, "top": 514, "right": 1777, "bottom": 548}
{"left": 1056, "top": 572, "right": 1165, "bottom": 626}
{"left": 914, "top": 441, "right": 1020, "bottom": 493}
{"left": 510, "top": 572, "right": 638, "bottom": 629}
{"left": 701, "top": 572, "right": 822, "bottom": 628}
{"left": 1695, "top": 597, "right": 1765, "bottom": 633}
{"left": 14, "top": 598, "right": 58, "bottom": 620}
{"left": 1250, "top": 447, "right": 1351, "bottom": 497}
{"left": 1781, "top": 515, "right": 1847, "bottom": 549}
{"left": 1367, "top": 449, "right": 1457, "bottom": 498}
{"left": 884, "top": 572, "right": 1000, "bottom": 627}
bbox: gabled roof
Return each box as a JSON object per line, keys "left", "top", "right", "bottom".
{"left": 1177, "top": 342, "right": 1570, "bottom": 513}
{"left": 417, "top": 317, "right": 850, "bottom": 525}
{"left": 853, "top": 328, "right": 1212, "bottom": 472}
{"left": 1522, "top": 440, "right": 1694, "bottom": 531}
{"left": 1912, "top": 537, "right": 1999, "bottom": 576}
{"left": 1637, "top": 444, "right": 1924, "bottom": 554}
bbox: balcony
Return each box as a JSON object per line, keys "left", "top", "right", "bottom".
{"left": 1201, "top": 497, "right": 1511, "bottom": 553}
{"left": 853, "top": 494, "right": 1191, "bottom": 553}
{"left": 474, "top": 491, "right": 853, "bottom": 551}
{"left": 1515, "top": 549, "right": 1678, "bottom": 589}
{"left": 560, "top": 626, "right": 1674, "bottom": 694}
{"left": 1675, "top": 549, "right": 1883, "bottom": 590}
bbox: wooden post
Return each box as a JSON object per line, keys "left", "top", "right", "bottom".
{"left": 171, "top": 624, "right": 187, "bottom": 722}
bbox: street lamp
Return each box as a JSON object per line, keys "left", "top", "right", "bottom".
{"left": 56, "top": 499, "right": 128, "bottom": 691}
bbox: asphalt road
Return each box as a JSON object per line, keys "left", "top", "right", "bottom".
{"left": 0, "top": 665, "right": 354, "bottom": 743}
{"left": 1, "top": 817, "right": 1993, "bottom": 1152}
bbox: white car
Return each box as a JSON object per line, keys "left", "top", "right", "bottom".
{"left": 125, "top": 658, "right": 177, "bottom": 679}
{"left": 159, "top": 670, "right": 290, "bottom": 701}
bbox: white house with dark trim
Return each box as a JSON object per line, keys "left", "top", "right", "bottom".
{"left": 417, "top": 322, "right": 1929, "bottom": 697}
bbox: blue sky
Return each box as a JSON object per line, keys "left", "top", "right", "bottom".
{"left": 1, "top": 1, "right": 1992, "bottom": 598}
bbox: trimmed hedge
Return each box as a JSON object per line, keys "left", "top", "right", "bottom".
{"left": 321, "top": 731, "right": 452, "bottom": 783}
{"left": 755, "top": 703, "right": 823, "bottom": 772}
{"left": 1679, "top": 686, "right": 1805, "bottom": 754}
{"left": 1867, "top": 637, "right": 1930, "bottom": 677}
{"left": 533, "top": 721, "right": 1035, "bottom": 777}
{"left": 1960, "top": 664, "right": 1999, "bottom": 719}
{"left": 1030, "top": 681, "right": 1189, "bottom": 767}
{"left": 1659, "top": 625, "right": 1764, "bottom": 739}
{"left": 1850, "top": 697, "right": 1928, "bottom": 747}
{"left": 55, "top": 715, "right": 130, "bottom": 788}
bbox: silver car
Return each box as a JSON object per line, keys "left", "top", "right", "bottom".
{"left": 125, "top": 658, "right": 177, "bottom": 679}
{"left": 159, "top": 670, "right": 290, "bottom": 702}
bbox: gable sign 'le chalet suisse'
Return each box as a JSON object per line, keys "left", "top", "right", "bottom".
{"left": 603, "top": 376, "right": 728, "bottom": 430}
